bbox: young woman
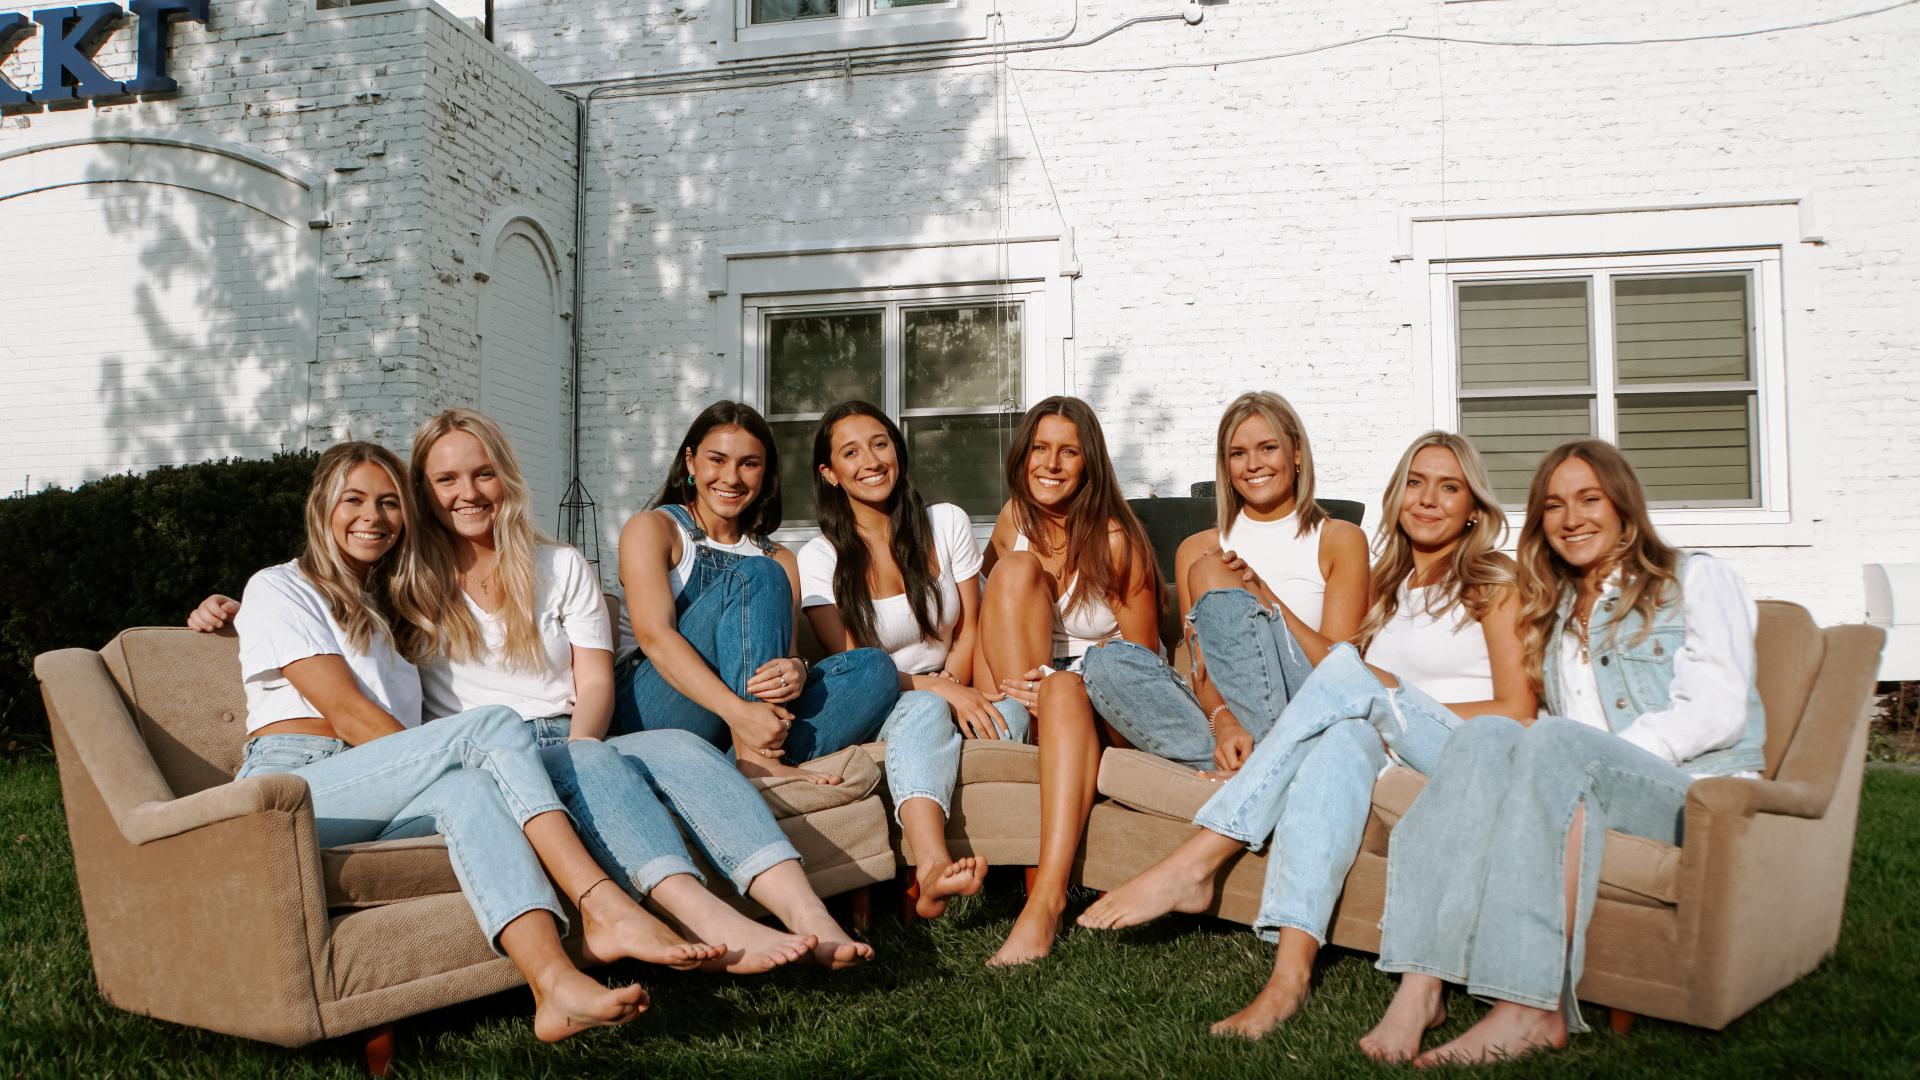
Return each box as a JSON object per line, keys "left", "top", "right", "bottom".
{"left": 976, "top": 396, "right": 1163, "bottom": 966}
{"left": 611, "top": 402, "right": 899, "bottom": 782}
{"left": 1079, "top": 431, "right": 1534, "bottom": 1041}
{"left": 1362, "top": 440, "right": 1765, "bottom": 1065}
{"left": 1080, "top": 390, "right": 1370, "bottom": 775}
{"left": 798, "top": 402, "right": 1029, "bottom": 919}
{"left": 198, "top": 410, "right": 870, "bottom": 970}
{"left": 226, "top": 441, "right": 724, "bottom": 1042}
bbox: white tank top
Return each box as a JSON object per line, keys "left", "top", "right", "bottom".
{"left": 1362, "top": 581, "right": 1494, "bottom": 703}
{"left": 1219, "top": 509, "right": 1326, "bottom": 631}
{"left": 1011, "top": 532, "right": 1122, "bottom": 660}
{"left": 664, "top": 508, "right": 766, "bottom": 599}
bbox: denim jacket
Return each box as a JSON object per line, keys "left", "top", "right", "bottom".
{"left": 1542, "top": 554, "right": 1767, "bottom": 776}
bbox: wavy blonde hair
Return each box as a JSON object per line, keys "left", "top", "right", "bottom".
{"left": 1213, "top": 391, "right": 1327, "bottom": 539}
{"left": 296, "top": 441, "right": 414, "bottom": 659}
{"left": 1356, "top": 432, "right": 1513, "bottom": 649}
{"left": 1516, "top": 439, "right": 1680, "bottom": 698}
{"left": 400, "top": 409, "right": 553, "bottom": 671}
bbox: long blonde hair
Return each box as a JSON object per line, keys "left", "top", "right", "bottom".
{"left": 1517, "top": 439, "right": 1680, "bottom": 698}
{"left": 402, "top": 409, "right": 552, "bottom": 671}
{"left": 1356, "top": 431, "right": 1512, "bottom": 649}
{"left": 1213, "top": 391, "right": 1327, "bottom": 539}
{"left": 296, "top": 441, "right": 414, "bottom": 658}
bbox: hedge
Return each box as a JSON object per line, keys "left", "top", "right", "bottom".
{"left": 0, "top": 452, "right": 317, "bottom": 754}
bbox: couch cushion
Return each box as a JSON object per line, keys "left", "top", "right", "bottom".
{"left": 863, "top": 739, "right": 1040, "bottom": 787}
{"left": 324, "top": 836, "right": 460, "bottom": 909}
{"left": 101, "top": 628, "right": 248, "bottom": 796}
{"left": 746, "top": 745, "right": 882, "bottom": 819}
{"left": 1097, "top": 747, "right": 1217, "bottom": 820}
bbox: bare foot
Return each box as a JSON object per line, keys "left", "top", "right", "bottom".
{"left": 580, "top": 889, "right": 728, "bottom": 971}
{"left": 987, "top": 896, "right": 1063, "bottom": 967}
{"left": 1414, "top": 1000, "right": 1565, "bottom": 1068}
{"left": 1210, "top": 970, "right": 1310, "bottom": 1040}
{"left": 529, "top": 968, "right": 646, "bottom": 1043}
{"left": 785, "top": 909, "right": 873, "bottom": 970}
{"left": 662, "top": 896, "right": 818, "bottom": 975}
{"left": 1076, "top": 842, "right": 1225, "bottom": 930}
{"left": 735, "top": 755, "right": 842, "bottom": 785}
{"left": 915, "top": 856, "right": 988, "bottom": 919}
{"left": 1360, "top": 975, "right": 1449, "bottom": 1064}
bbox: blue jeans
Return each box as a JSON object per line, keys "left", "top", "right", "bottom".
{"left": 1377, "top": 715, "right": 1695, "bottom": 1035}
{"left": 1191, "top": 645, "right": 1463, "bottom": 943}
{"left": 1082, "top": 588, "right": 1316, "bottom": 770}
{"left": 529, "top": 715, "right": 802, "bottom": 896}
{"left": 235, "top": 705, "right": 564, "bottom": 955}
{"left": 877, "top": 690, "right": 1031, "bottom": 824}
{"left": 611, "top": 547, "right": 899, "bottom": 759}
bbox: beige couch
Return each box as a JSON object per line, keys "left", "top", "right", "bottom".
{"left": 34, "top": 627, "right": 894, "bottom": 1054}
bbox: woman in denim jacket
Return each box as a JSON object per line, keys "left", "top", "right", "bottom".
{"left": 1363, "top": 440, "right": 1765, "bottom": 1065}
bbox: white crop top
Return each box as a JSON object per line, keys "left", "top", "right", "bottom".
{"left": 234, "top": 561, "right": 424, "bottom": 734}
{"left": 1219, "top": 509, "right": 1326, "bottom": 632}
{"left": 1011, "top": 531, "right": 1122, "bottom": 660}
{"left": 1362, "top": 581, "right": 1494, "bottom": 704}
{"left": 798, "top": 503, "right": 982, "bottom": 675}
{"left": 614, "top": 508, "right": 775, "bottom": 663}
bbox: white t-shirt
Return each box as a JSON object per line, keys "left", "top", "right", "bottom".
{"left": 1362, "top": 581, "right": 1494, "bottom": 704}
{"left": 420, "top": 544, "right": 612, "bottom": 721}
{"left": 798, "top": 502, "right": 982, "bottom": 675}
{"left": 234, "top": 561, "right": 424, "bottom": 734}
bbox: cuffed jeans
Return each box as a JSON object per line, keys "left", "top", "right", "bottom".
{"left": 529, "top": 715, "right": 802, "bottom": 897}
{"left": 876, "top": 691, "right": 1031, "bottom": 824}
{"left": 1377, "top": 714, "right": 1696, "bottom": 1034}
{"left": 1082, "top": 587, "right": 1316, "bottom": 770}
{"left": 235, "top": 704, "right": 564, "bottom": 955}
{"left": 611, "top": 547, "right": 899, "bottom": 760}
{"left": 1190, "top": 644, "right": 1464, "bottom": 943}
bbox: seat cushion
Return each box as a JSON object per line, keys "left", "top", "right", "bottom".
{"left": 1096, "top": 747, "right": 1215, "bottom": 820}
{"left": 752, "top": 745, "right": 882, "bottom": 819}
{"left": 323, "top": 836, "right": 459, "bottom": 909}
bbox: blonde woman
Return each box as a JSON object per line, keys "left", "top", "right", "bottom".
{"left": 1363, "top": 440, "right": 1764, "bottom": 1065}
{"left": 1080, "top": 431, "right": 1534, "bottom": 1040}
{"left": 223, "top": 441, "right": 722, "bottom": 1041}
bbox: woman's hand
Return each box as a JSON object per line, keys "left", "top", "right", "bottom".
{"left": 998, "top": 667, "right": 1049, "bottom": 720}
{"left": 188, "top": 594, "right": 239, "bottom": 633}
{"left": 746, "top": 656, "right": 807, "bottom": 704}
{"left": 928, "top": 677, "right": 1010, "bottom": 740}
{"left": 727, "top": 699, "right": 795, "bottom": 758}
{"left": 1211, "top": 711, "right": 1254, "bottom": 773}
{"left": 1212, "top": 548, "right": 1265, "bottom": 593}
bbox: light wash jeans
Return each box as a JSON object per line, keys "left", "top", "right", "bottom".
{"left": 876, "top": 690, "right": 1031, "bottom": 824}
{"left": 234, "top": 704, "right": 564, "bottom": 955}
{"left": 1377, "top": 714, "right": 1695, "bottom": 1035}
{"left": 611, "top": 544, "right": 900, "bottom": 760}
{"left": 528, "top": 715, "right": 802, "bottom": 896}
{"left": 1190, "top": 644, "right": 1465, "bottom": 943}
{"left": 1082, "top": 587, "right": 1316, "bottom": 769}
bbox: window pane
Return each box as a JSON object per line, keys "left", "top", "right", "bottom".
{"left": 903, "top": 413, "right": 1015, "bottom": 518}
{"left": 1618, "top": 391, "right": 1757, "bottom": 505}
{"left": 1461, "top": 396, "right": 1594, "bottom": 504}
{"left": 771, "top": 419, "right": 818, "bottom": 527}
{"left": 1457, "top": 281, "right": 1591, "bottom": 389}
{"left": 1614, "top": 274, "right": 1752, "bottom": 385}
{"left": 751, "top": 0, "right": 837, "bottom": 25}
{"left": 766, "top": 311, "right": 882, "bottom": 416}
{"left": 902, "top": 304, "right": 1021, "bottom": 411}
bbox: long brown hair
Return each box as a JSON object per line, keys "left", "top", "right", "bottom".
{"left": 1003, "top": 396, "right": 1161, "bottom": 615}
{"left": 296, "top": 441, "right": 415, "bottom": 659}
{"left": 1517, "top": 439, "right": 1680, "bottom": 697}
{"left": 651, "top": 401, "right": 784, "bottom": 540}
{"left": 811, "top": 401, "right": 941, "bottom": 649}
{"left": 401, "top": 409, "right": 552, "bottom": 671}
{"left": 1213, "top": 391, "right": 1328, "bottom": 539}
{"left": 1356, "top": 431, "right": 1512, "bottom": 649}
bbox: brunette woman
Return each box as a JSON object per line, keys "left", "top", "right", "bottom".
{"left": 798, "top": 402, "right": 1028, "bottom": 919}
{"left": 1362, "top": 440, "right": 1764, "bottom": 1065}
{"left": 1080, "top": 431, "right": 1533, "bottom": 1039}
{"left": 977, "top": 396, "right": 1162, "bottom": 966}
{"left": 610, "top": 401, "right": 898, "bottom": 784}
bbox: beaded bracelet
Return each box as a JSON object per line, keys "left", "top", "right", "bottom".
{"left": 1206, "top": 703, "right": 1231, "bottom": 733}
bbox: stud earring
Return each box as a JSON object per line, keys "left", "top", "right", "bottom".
{"left": 684, "top": 474, "right": 695, "bottom": 488}
{"left": 1466, "top": 516, "right": 1477, "bottom": 528}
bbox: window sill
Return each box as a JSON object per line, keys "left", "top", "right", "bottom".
{"left": 718, "top": 15, "right": 984, "bottom": 62}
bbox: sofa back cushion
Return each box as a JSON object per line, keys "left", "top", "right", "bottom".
{"left": 1753, "top": 600, "right": 1824, "bottom": 778}
{"left": 100, "top": 628, "right": 248, "bottom": 796}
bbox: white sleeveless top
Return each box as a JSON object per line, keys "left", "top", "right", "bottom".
{"left": 665, "top": 512, "right": 765, "bottom": 599}
{"left": 1011, "top": 532, "right": 1122, "bottom": 660}
{"left": 1362, "top": 581, "right": 1494, "bottom": 703}
{"left": 1219, "top": 509, "right": 1326, "bottom": 631}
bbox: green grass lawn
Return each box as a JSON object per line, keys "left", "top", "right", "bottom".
{"left": 4, "top": 758, "right": 1918, "bottom": 1079}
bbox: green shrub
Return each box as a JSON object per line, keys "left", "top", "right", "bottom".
{"left": 0, "top": 452, "right": 318, "bottom": 754}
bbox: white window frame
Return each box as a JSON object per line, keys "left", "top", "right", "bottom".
{"left": 1398, "top": 200, "right": 1819, "bottom": 548}
{"left": 712, "top": 230, "right": 1076, "bottom": 544}
{"left": 718, "top": 0, "right": 986, "bottom": 63}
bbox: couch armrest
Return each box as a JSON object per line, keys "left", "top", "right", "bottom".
{"left": 33, "top": 647, "right": 175, "bottom": 824}
{"left": 120, "top": 772, "right": 313, "bottom": 845}
{"left": 1684, "top": 774, "right": 1826, "bottom": 821}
